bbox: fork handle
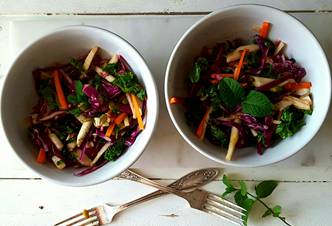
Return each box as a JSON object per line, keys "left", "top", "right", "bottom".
{"left": 117, "top": 168, "right": 220, "bottom": 210}
{"left": 119, "top": 169, "right": 181, "bottom": 194}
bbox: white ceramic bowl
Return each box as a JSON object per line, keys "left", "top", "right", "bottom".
{"left": 165, "top": 5, "right": 331, "bottom": 167}
{"left": 1, "top": 26, "right": 158, "bottom": 186}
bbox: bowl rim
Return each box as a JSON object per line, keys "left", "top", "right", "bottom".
{"left": 165, "top": 4, "right": 331, "bottom": 167}
{"left": 0, "top": 25, "right": 159, "bottom": 186}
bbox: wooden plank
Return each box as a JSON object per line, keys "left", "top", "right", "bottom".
{"left": 0, "top": 0, "right": 331, "bottom": 14}
{"left": 0, "top": 179, "right": 331, "bottom": 226}
{"left": 0, "top": 13, "right": 332, "bottom": 181}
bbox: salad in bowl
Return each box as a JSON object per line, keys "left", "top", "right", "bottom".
{"left": 30, "top": 47, "right": 147, "bottom": 175}
{"left": 169, "top": 21, "right": 313, "bottom": 161}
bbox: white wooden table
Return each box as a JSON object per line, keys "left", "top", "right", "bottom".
{"left": 1, "top": 1, "right": 332, "bottom": 225}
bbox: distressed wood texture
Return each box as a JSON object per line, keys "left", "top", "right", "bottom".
{"left": 0, "top": 0, "right": 332, "bottom": 14}
{"left": 0, "top": 179, "right": 331, "bottom": 226}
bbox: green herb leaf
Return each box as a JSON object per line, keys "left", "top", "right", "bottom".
{"left": 262, "top": 205, "right": 282, "bottom": 218}
{"left": 104, "top": 138, "right": 125, "bottom": 161}
{"left": 189, "top": 57, "right": 208, "bottom": 83}
{"left": 222, "top": 186, "right": 237, "bottom": 198}
{"left": 276, "top": 107, "right": 306, "bottom": 139}
{"left": 112, "top": 71, "right": 146, "bottom": 100}
{"left": 102, "top": 63, "right": 118, "bottom": 75}
{"left": 242, "top": 198, "right": 255, "bottom": 226}
{"left": 240, "top": 181, "right": 247, "bottom": 196}
{"left": 91, "top": 75, "right": 102, "bottom": 89}
{"left": 255, "top": 180, "right": 278, "bottom": 198}
{"left": 209, "top": 125, "right": 228, "bottom": 148}
{"left": 222, "top": 175, "right": 234, "bottom": 188}
{"left": 70, "top": 58, "right": 83, "bottom": 71}
{"left": 67, "top": 94, "right": 78, "bottom": 104}
{"left": 234, "top": 190, "right": 248, "bottom": 206}
{"left": 69, "top": 108, "right": 82, "bottom": 116}
{"left": 39, "top": 85, "right": 58, "bottom": 109}
{"left": 218, "top": 78, "right": 245, "bottom": 109}
{"left": 242, "top": 91, "right": 273, "bottom": 117}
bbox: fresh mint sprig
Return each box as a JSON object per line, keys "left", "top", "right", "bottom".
{"left": 222, "top": 175, "right": 292, "bottom": 226}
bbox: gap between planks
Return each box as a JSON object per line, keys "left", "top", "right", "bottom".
{"left": 1, "top": 10, "right": 332, "bottom": 16}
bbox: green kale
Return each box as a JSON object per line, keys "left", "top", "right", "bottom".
{"left": 69, "top": 58, "right": 83, "bottom": 71}
{"left": 67, "top": 80, "right": 89, "bottom": 106}
{"left": 189, "top": 57, "right": 208, "bottom": 83}
{"left": 208, "top": 124, "right": 228, "bottom": 148}
{"left": 276, "top": 107, "right": 307, "bottom": 139}
{"left": 102, "top": 63, "right": 119, "bottom": 75}
{"left": 39, "top": 85, "right": 58, "bottom": 110}
{"left": 112, "top": 71, "right": 146, "bottom": 100}
{"left": 104, "top": 138, "right": 125, "bottom": 161}
{"left": 90, "top": 75, "right": 102, "bottom": 89}
{"left": 245, "top": 52, "right": 260, "bottom": 68}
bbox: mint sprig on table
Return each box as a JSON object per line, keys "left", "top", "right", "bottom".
{"left": 222, "top": 175, "right": 293, "bottom": 226}
{"left": 217, "top": 78, "right": 273, "bottom": 117}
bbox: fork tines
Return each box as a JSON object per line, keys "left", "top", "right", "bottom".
{"left": 203, "top": 193, "right": 245, "bottom": 226}
{"left": 54, "top": 208, "right": 100, "bottom": 226}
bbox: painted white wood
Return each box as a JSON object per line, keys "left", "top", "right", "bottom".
{"left": 0, "top": 0, "right": 331, "bottom": 14}
{"left": 0, "top": 179, "right": 331, "bottom": 226}
{"left": 0, "top": 14, "right": 332, "bottom": 181}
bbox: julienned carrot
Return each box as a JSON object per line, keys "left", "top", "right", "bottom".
{"left": 169, "top": 97, "right": 184, "bottom": 104}
{"left": 131, "top": 94, "right": 144, "bottom": 130}
{"left": 53, "top": 70, "right": 68, "bottom": 110}
{"left": 259, "top": 21, "right": 270, "bottom": 39}
{"left": 284, "top": 82, "right": 312, "bottom": 90}
{"left": 105, "top": 123, "right": 115, "bottom": 138}
{"left": 114, "top": 112, "right": 127, "bottom": 125}
{"left": 36, "top": 148, "right": 46, "bottom": 164}
{"left": 233, "top": 48, "right": 248, "bottom": 80}
{"left": 195, "top": 107, "right": 212, "bottom": 140}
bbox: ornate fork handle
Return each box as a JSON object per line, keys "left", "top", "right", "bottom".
{"left": 116, "top": 168, "right": 220, "bottom": 210}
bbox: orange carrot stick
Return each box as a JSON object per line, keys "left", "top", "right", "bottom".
{"left": 36, "top": 148, "right": 46, "bottom": 164}
{"left": 233, "top": 48, "right": 248, "bottom": 80}
{"left": 53, "top": 70, "right": 68, "bottom": 110}
{"left": 259, "top": 21, "right": 270, "bottom": 39}
{"left": 114, "top": 112, "right": 127, "bottom": 125}
{"left": 284, "top": 82, "right": 312, "bottom": 90}
{"left": 131, "top": 94, "right": 144, "bottom": 130}
{"left": 195, "top": 107, "right": 212, "bottom": 140}
{"left": 105, "top": 123, "right": 115, "bottom": 138}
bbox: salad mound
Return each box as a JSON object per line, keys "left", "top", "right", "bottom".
{"left": 29, "top": 47, "right": 146, "bottom": 175}
{"left": 170, "top": 21, "right": 313, "bottom": 160}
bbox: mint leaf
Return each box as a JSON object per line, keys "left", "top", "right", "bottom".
{"left": 240, "top": 181, "right": 247, "bottom": 196}
{"left": 234, "top": 190, "right": 248, "bottom": 206}
{"left": 242, "top": 91, "right": 273, "bottom": 117}
{"left": 242, "top": 198, "right": 255, "bottom": 226}
{"left": 222, "top": 186, "right": 236, "bottom": 198}
{"left": 218, "top": 78, "right": 245, "bottom": 109}
{"left": 189, "top": 57, "right": 208, "bottom": 83}
{"left": 262, "top": 205, "right": 282, "bottom": 218}
{"left": 255, "top": 180, "right": 278, "bottom": 198}
{"left": 222, "top": 175, "right": 234, "bottom": 188}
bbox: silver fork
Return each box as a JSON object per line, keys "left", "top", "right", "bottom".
{"left": 54, "top": 169, "right": 244, "bottom": 226}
